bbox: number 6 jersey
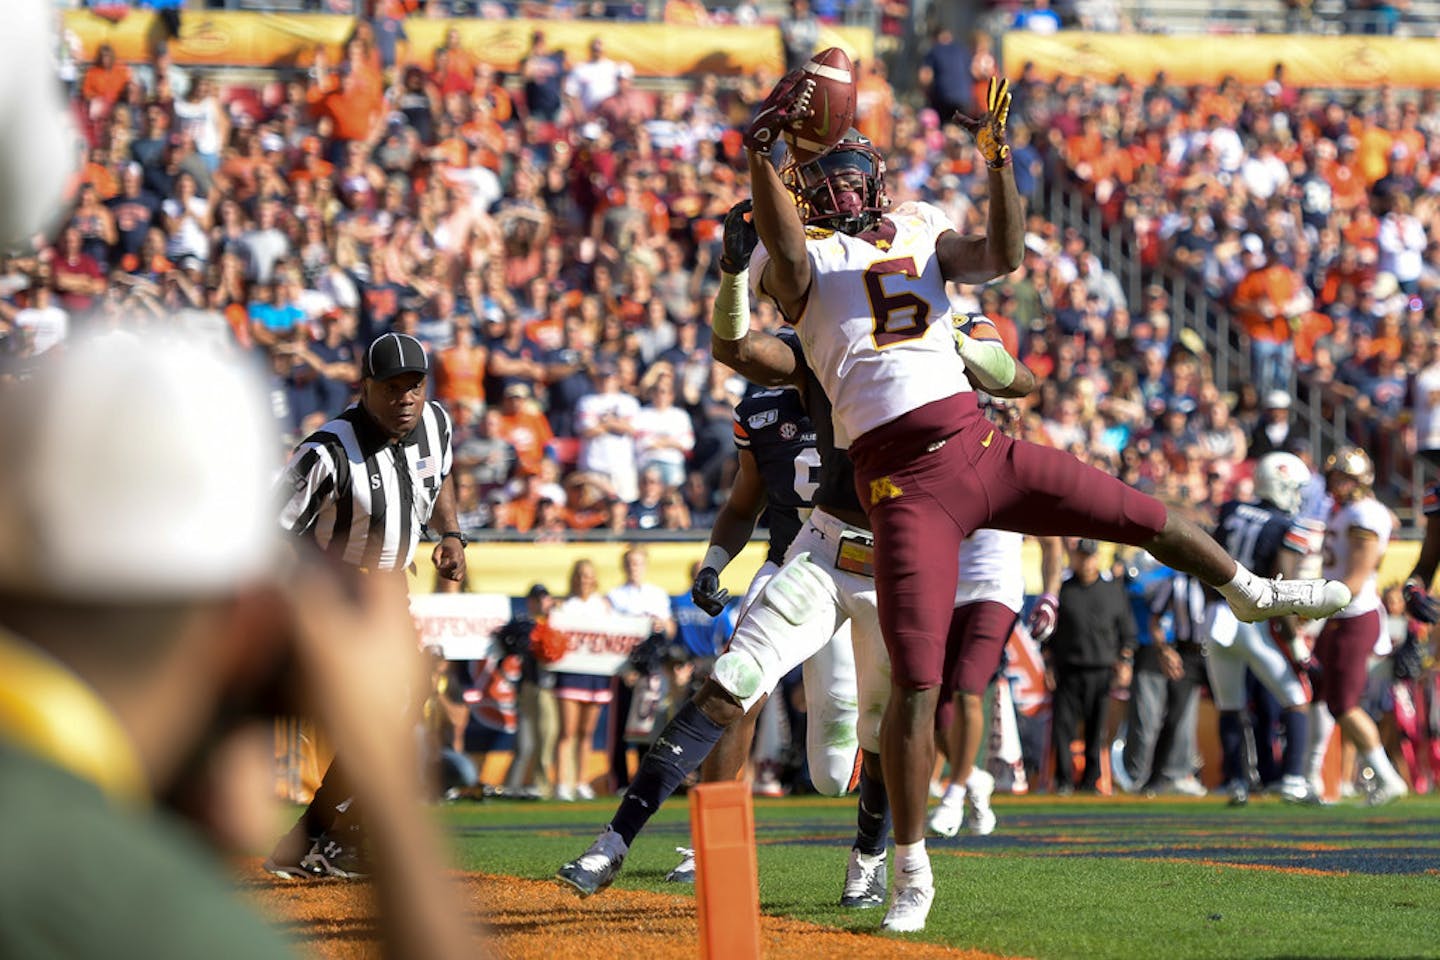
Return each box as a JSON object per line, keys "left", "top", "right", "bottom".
{"left": 751, "top": 200, "right": 972, "bottom": 449}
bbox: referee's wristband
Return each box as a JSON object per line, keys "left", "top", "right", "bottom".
{"left": 440, "top": 531, "right": 468, "bottom": 545}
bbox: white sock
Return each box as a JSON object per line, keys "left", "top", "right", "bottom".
{"left": 1307, "top": 702, "right": 1335, "bottom": 784}
{"left": 1363, "top": 746, "right": 1404, "bottom": 787}
{"left": 940, "top": 783, "right": 966, "bottom": 808}
{"left": 893, "top": 840, "right": 931, "bottom": 887}
{"left": 1216, "top": 563, "right": 1264, "bottom": 607}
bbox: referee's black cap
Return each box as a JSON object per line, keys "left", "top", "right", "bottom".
{"left": 363, "top": 333, "right": 429, "bottom": 380}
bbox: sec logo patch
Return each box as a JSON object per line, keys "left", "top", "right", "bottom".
{"left": 779, "top": 422, "right": 797, "bottom": 440}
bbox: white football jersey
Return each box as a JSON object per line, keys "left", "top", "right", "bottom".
{"left": 1322, "top": 496, "right": 1392, "bottom": 619}
{"left": 954, "top": 528, "right": 1026, "bottom": 612}
{"left": 751, "top": 201, "right": 971, "bottom": 449}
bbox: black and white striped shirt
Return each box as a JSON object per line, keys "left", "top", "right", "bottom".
{"left": 279, "top": 400, "right": 453, "bottom": 571}
{"left": 1150, "top": 571, "right": 1209, "bottom": 647}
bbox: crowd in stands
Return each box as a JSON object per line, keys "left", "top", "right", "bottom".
{"left": 1004, "top": 64, "right": 1440, "bottom": 499}
{"left": 18, "top": 5, "right": 1440, "bottom": 547}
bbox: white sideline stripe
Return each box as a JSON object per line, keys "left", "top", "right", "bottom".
{"left": 804, "top": 62, "right": 852, "bottom": 83}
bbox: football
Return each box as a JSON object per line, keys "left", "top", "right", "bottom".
{"left": 783, "top": 46, "right": 857, "bottom": 164}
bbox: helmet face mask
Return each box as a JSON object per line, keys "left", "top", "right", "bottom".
{"left": 784, "top": 130, "right": 888, "bottom": 235}
{"left": 1252, "top": 451, "right": 1309, "bottom": 515}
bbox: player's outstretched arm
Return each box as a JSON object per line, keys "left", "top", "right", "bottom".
{"left": 710, "top": 199, "right": 803, "bottom": 388}
{"left": 937, "top": 77, "right": 1025, "bottom": 285}
{"left": 743, "top": 73, "right": 813, "bottom": 320}
{"left": 693, "top": 449, "right": 768, "bottom": 616}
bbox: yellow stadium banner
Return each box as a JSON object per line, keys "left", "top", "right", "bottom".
{"left": 1003, "top": 30, "right": 1435, "bottom": 89}
{"left": 407, "top": 539, "right": 772, "bottom": 598}
{"left": 63, "top": 10, "right": 872, "bottom": 77}
{"left": 401, "top": 19, "right": 874, "bottom": 77}
{"left": 65, "top": 9, "right": 356, "bottom": 68}
{"left": 411, "top": 536, "right": 1428, "bottom": 601}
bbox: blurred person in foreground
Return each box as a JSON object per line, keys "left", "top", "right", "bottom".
{"left": 0, "top": 333, "right": 480, "bottom": 960}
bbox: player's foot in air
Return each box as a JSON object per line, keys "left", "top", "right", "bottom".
{"left": 664, "top": 847, "right": 695, "bottom": 883}
{"left": 1228, "top": 577, "right": 1351, "bottom": 623}
{"left": 556, "top": 828, "right": 627, "bottom": 898}
{"left": 927, "top": 798, "right": 964, "bottom": 839}
{"left": 839, "top": 847, "right": 887, "bottom": 908}
{"left": 965, "top": 769, "right": 997, "bottom": 835}
{"left": 881, "top": 882, "right": 935, "bottom": 933}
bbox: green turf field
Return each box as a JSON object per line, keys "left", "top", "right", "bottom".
{"left": 445, "top": 792, "right": 1440, "bottom": 959}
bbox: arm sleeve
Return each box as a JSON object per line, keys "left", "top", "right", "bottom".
{"left": 277, "top": 442, "right": 336, "bottom": 537}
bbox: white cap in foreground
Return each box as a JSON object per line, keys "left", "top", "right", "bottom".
{"left": 0, "top": 332, "right": 280, "bottom": 599}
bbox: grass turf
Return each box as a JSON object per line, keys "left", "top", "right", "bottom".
{"left": 444, "top": 792, "right": 1440, "bottom": 959}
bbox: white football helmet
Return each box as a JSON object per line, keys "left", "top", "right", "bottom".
{"left": 1252, "top": 451, "right": 1310, "bottom": 515}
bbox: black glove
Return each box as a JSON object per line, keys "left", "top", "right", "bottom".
{"left": 1404, "top": 577, "right": 1440, "bottom": 624}
{"left": 720, "top": 199, "right": 757, "bottom": 275}
{"left": 691, "top": 566, "right": 730, "bottom": 617}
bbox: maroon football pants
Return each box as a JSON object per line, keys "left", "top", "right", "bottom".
{"left": 850, "top": 395, "right": 1166, "bottom": 689}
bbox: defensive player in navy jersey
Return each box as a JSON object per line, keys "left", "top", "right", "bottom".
{"left": 1204, "top": 452, "right": 1317, "bottom": 805}
{"left": 557, "top": 364, "right": 860, "bottom": 897}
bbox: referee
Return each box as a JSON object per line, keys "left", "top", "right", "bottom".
{"left": 265, "top": 332, "right": 468, "bottom": 879}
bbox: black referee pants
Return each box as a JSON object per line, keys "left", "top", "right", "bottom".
{"left": 1052, "top": 666, "right": 1113, "bottom": 791}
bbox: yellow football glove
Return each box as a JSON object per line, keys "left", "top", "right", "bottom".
{"left": 953, "top": 76, "right": 1012, "bottom": 169}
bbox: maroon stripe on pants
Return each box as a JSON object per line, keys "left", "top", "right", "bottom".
{"left": 1314, "top": 609, "right": 1382, "bottom": 714}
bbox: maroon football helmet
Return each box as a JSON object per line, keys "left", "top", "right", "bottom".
{"left": 786, "top": 128, "right": 888, "bottom": 235}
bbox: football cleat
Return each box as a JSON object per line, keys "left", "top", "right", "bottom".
{"left": 1359, "top": 766, "right": 1408, "bottom": 807}
{"left": 881, "top": 883, "right": 936, "bottom": 933}
{"left": 839, "top": 848, "right": 886, "bottom": 909}
{"left": 927, "top": 800, "right": 964, "bottom": 839}
{"left": 263, "top": 822, "right": 321, "bottom": 880}
{"left": 300, "top": 828, "right": 370, "bottom": 881}
{"left": 1225, "top": 779, "right": 1249, "bottom": 807}
{"left": 665, "top": 847, "right": 695, "bottom": 884}
{"left": 965, "top": 769, "right": 997, "bottom": 836}
{"left": 1278, "top": 775, "right": 1319, "bottom": 805}
{"left": 1228, "top": 577, "right": 1351, "bottom": 624}
{"left": 556, "top": 829, "right": 627, "bottom": 898}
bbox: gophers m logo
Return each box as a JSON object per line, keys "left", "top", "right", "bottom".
{"left": 869, "top": 476, "right": 903, "bottom": 504}
{"left": 779, "top": 421, "right": 798, "bottom": 440}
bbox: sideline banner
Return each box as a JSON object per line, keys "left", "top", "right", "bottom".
{"left": 408, "top": 592, "right": 652, "bottom": 675}
{"left": 402, "top": 19, "right": 873, "bottom": 77}
{"left": 410, "top": 591, "right": 513, "bottom": 661}
{"left": 539, "top": 607, "right": 653, "bottom": 676}
{"left": 65, "top": 10, "right": 355, "bottom": 67}
{"left": 64, "top": 10, "right": 872, "bottom": 77}
{"left": 1003, "top": 31, "right": 1435, "bottom": 89}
